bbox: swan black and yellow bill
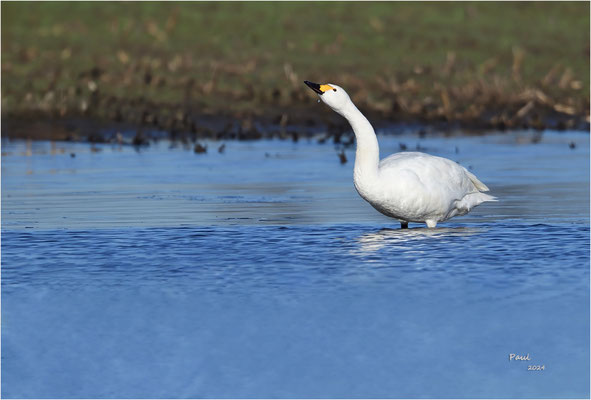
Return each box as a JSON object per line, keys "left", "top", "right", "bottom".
{"left": 304, "top": 81, "right": 334, "bottom": 95}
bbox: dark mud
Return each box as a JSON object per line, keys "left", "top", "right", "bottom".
{"left": 2, "top": 92, "right": 589, "bottom": 146}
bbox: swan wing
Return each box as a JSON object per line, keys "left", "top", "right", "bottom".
{"left": 377, "top": 152, "right": 494, "bottom": 220}
{"left": 379, "top": 152, "right": 477, "bottom": 196}
{"left": 462, "top": 168, "right": 490, "bottom": 191}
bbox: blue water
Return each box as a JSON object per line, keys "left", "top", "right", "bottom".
{"left": 2, "top": 130, "right": 589, "bottom": 398}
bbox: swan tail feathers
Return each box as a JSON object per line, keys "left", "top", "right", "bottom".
{"left": 476, "top": 192, "right": 498, "bottom": 202}
{"left": 456, "top": 192, "right": 498, "bottom": 214}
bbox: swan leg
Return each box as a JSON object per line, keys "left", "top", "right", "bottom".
{"left": 400, "top": 221, "right": 408, "bottom": 229}
{"left": 426, "top": 220, "right": 437, "bottom": 228}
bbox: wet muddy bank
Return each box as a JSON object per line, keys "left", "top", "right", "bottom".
{"left": 2, "top": 96, "right": 589, "bottom": 146}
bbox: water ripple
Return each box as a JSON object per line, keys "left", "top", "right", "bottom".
{"left": 2, "top": 223, "right": 588, "bottom": 302}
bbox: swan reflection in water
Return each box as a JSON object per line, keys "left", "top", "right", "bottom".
{"left": 352, "top": 226, "right": 486, "bottom": 257}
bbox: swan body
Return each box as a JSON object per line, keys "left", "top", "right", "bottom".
{"left": 304, "top": 81, "right": 496, "bottom": 228}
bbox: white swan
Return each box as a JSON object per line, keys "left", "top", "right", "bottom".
{"left": 304, "top": 81, "right": 497, "bottom": 228}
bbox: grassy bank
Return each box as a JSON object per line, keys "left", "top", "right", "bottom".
{"left": 2, "top": 2, "right": 589, "bottom": 141}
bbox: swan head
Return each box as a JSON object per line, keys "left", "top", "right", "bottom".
{"left": 304, "top": 81, "right": 351, "bottom": 114}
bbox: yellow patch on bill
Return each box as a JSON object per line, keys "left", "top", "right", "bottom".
{"left": 319, "top": 84, "right": 334, "bottom": 92}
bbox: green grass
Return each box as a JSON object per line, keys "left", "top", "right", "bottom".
{"left": 2, "top": 1, "right": 589, "bottom": 122}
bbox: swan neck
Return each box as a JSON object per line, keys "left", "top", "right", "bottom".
{"left": 342, "top": 102, "right": 379, "bottom": 179}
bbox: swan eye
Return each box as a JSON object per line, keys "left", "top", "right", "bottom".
{"left": 333, "top": 89, "right": 337, "bottom": 92}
